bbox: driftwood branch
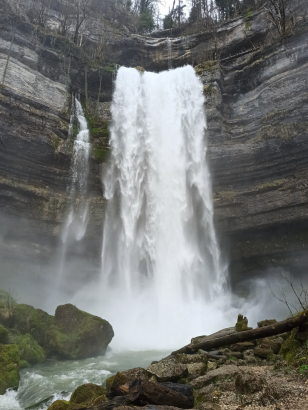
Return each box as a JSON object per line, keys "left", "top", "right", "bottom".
{"left": 172, "top": 309, "right": 308, "bottom": 355}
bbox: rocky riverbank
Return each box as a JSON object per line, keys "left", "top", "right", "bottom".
{"left": 47, "top": 313, "right": 308, "bottom": 410}
{"left": 0, "top": 289, "right": 114, "bottom": 395}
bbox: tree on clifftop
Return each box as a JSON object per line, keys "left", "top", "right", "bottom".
{"left": 264, "top": 0, "right": 292, "bottom": 36}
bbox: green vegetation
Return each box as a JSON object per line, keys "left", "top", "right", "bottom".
{"left": 83, "top": 110, "right": 111, "bottom": 163}
{"left": 44, "top": 304, "right": 114, "bottom": 360}
{"left": 235, "top": 314, "right": 249, "bottom": 332}
{"left": 0, "top": 324, "right": 9, "bottom": 344}
{"left": 105, "top": 374, "right": 116, "bottom": 391}
{"left": 279, "top": 329, "right": 299, "bottom": 362}
{"left": 47, "top": 400, "right": 81, "bottom": 410}
{"left": 15, "top": 334, "right": 45, "bottom": 365}
{"left": 93, "top": 147, "right": 111, "bottom": 162}
{"left": 0, "top": 343, "right": 20, "bottom": 395}
{"left": 70, "top": 383, "right": 107, "bottom": 405}
{"left": 299, "top": 364, "right": 308, "bottom": 374}
{"left": 12, "top": 303, "right": 53, "bottom": 346}
{"left": 194, "top": 61, "right": 219, "bottom": 76}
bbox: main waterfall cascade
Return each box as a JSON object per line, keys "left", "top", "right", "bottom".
{"left": 98, "top": 66, "right": 229, "bottom": 349}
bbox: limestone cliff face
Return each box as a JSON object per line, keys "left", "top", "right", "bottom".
{"left": 0, "top": 4, "right": 308, "bottom": 290}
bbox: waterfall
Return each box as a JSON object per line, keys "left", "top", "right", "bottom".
{"left": 63, "top": 98, "right": 90, "bottom": 242}
{"left": 167, "top": 38, "right": 172, "bottom": 69}
{"left": 56, "top": 98, "right": 91, "bottom": 289}
{"left": 98, "top": 66, "right": 228, "bottom": 349}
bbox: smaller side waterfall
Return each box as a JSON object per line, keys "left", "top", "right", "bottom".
{"left": 56, "top": 98, "right": 91, "bottom": 289}
{"left": 63, "top": 98, "right": 91, "bottom": 242}
{"left": 167, "top": 38, "right": 172, "bottom": 69}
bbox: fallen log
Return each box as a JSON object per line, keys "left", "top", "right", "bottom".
{"left": 172, "top": 309, "right": 308, "bottom": 355}
{"left": 128, "top": 379, "right": 192, "bottom": 409}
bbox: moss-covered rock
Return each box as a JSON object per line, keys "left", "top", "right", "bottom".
{"left": 47, "top": 400, "right": 83, "bottom": 410}
{"left": 0, "top": 325, "right": 9, "bottom": 344}
{"left": 70, "top": 383, "right": 106, "bottom": 405}
{"left": 0, "top": 343, "right": 20, "bottom": 395}
{"left": 279, "top": 329, "right": 299, "bottom": 362}
{"left": 19, "top": 359, "right": 31, "bottom": 369}
{"left": 12, "top": 304, "right": 53, "bottom": 346}
{"left": 44, "top": 304, "right": 114, "bottom": 360}
{"left": 257, "top": 319, "right": 277, "bottom": 328}
{"left": 93, "top": 394, "right": 108, "bottom": 405}
{"left": 16, "top": 333, "right": 45, "bottom": 365}
{"left": 235, "top": 314, "right": 251, "bottom": 332}
{"left": 105, "top": 374, "right": 116, "bottom": 392}
{"left": 7, "top": 328, "right": 21, "bottom": 344}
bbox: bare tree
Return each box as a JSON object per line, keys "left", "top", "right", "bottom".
{"left": 268, "top": 271, "right": 308, "bottom": 316}
{"left": 28, "top": 0, "right": 52, "bottom": 28}
{"left": 264, "top": 0, "right": 292, "bottom": 36}
{"left": 72, "top": 0, "right": 92, "bottom": 44}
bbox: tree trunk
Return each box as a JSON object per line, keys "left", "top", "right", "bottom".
{"left": 128, "top": 379, "right": 192, "bottom": 409}
{"left": 172, "top": 309, "right": 308, "bottom": 355}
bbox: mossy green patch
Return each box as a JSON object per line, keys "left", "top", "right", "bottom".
{"left": 194, "top": 60, "right": 219, "bottom": 75}
{"left": 105, "top": 374, "right": 116, "bottom": 391}
{"left": 20, "top": 359, "right": 31, "bottom": 369}
{"left": 236, "top": 314, "right": 249, "bottom": 332}
{"left": 203, "top": 84, "right": 217, "bottom": 97}
{"left": 44, "top": 304, "right": 114, "bottom": 360}
{"left": 12, "top": 304, "right": 53, "bottom": 346}
{"left": 279, "top": 329, "right": 299, "bottom": 362}
{"left": 16, "top": 333, "right": 45, "bottom": 365}
{"left": 134, "top": 66, "right": 145, "bottom": 73}
{"left": 93, "top": 147, "right": 110, "bottom": 162}
{"left": 0, "top": 325, "right": 9, "bottom": 344}
{"left": 47, "top": 400, "right": 82, "bottom": 410}
{"left": 93, "top": 394, "right": 108, "bottom": 405}
{"left": 0, "top": 343, "right": 20, "bottom": 395}
{"left": 254, "top": 179, "right": 286, "bottom": 193}
{"left": 70, "top": 383, "right": 106, "bottom": 405}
